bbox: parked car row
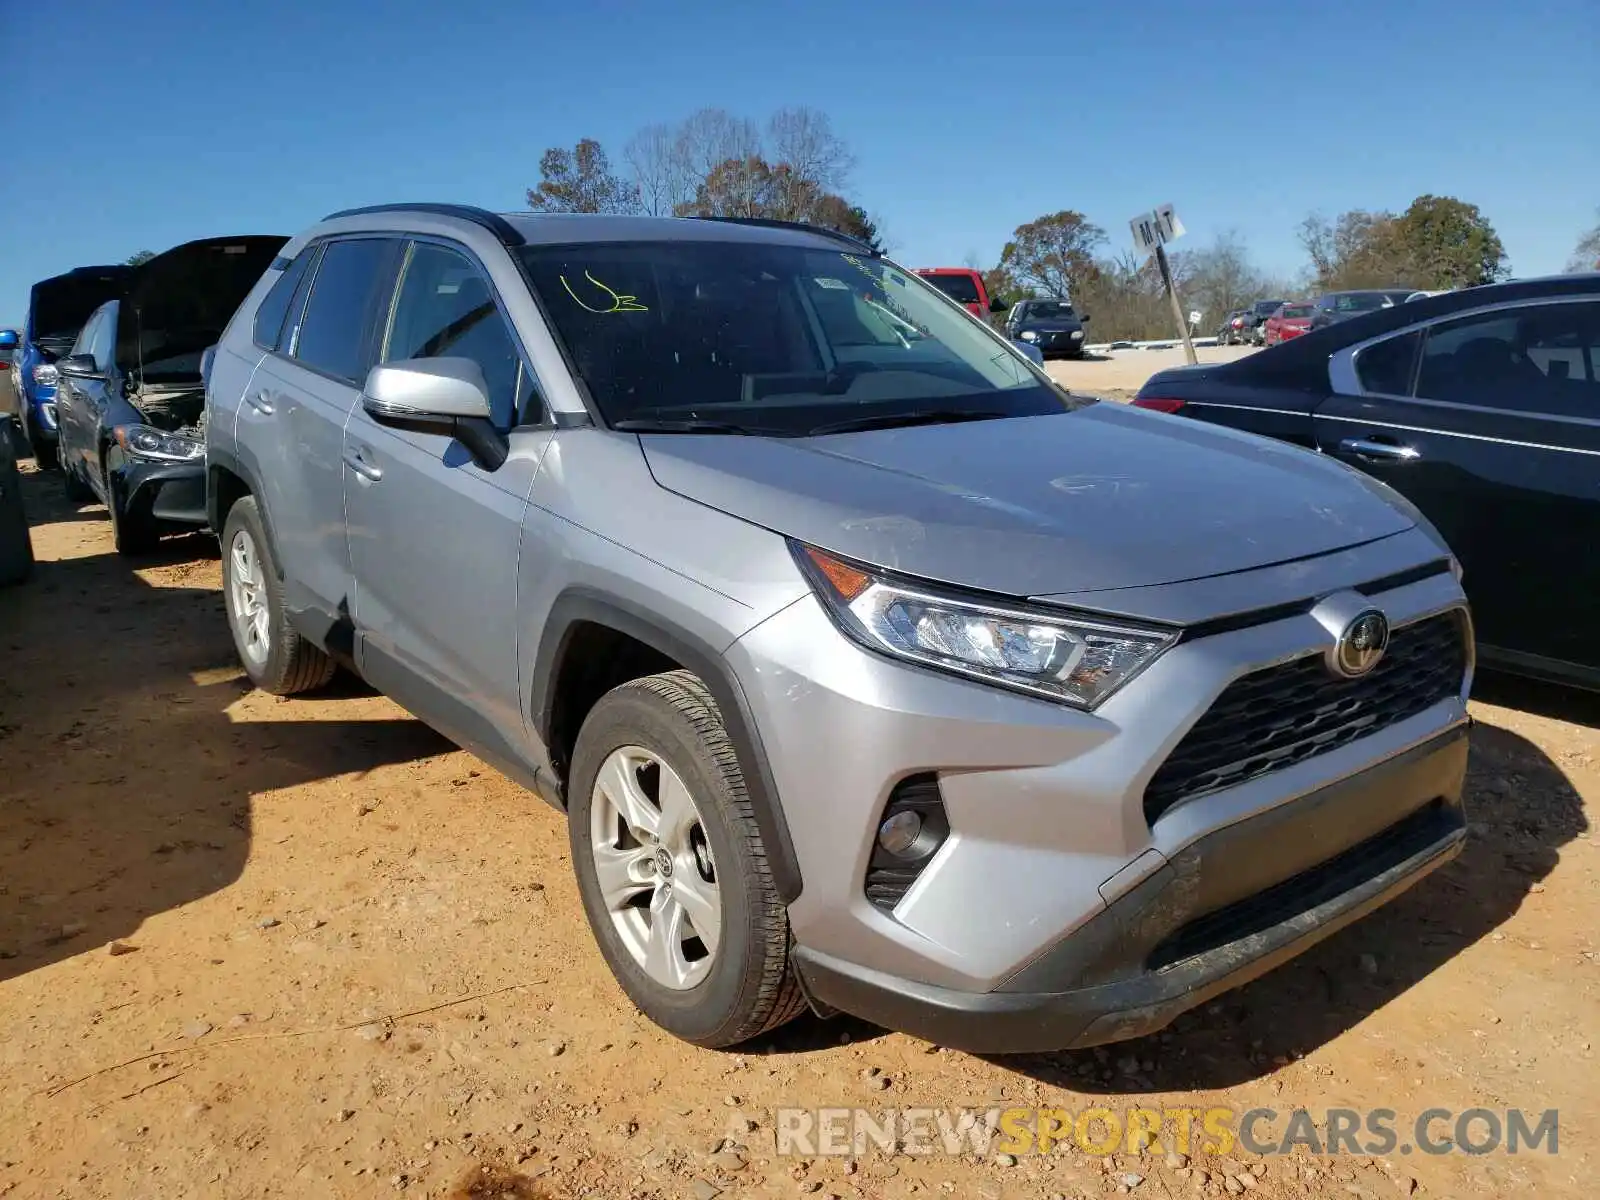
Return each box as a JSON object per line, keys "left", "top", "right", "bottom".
{"left": 8, "top": 205, "right": 1486, "bottom": 1061}
{"left": 1134, "top": 271, "right": 1600, "bottom": 692}
{"left": 911, "top": 267, "right": 1091, "bottom": 358}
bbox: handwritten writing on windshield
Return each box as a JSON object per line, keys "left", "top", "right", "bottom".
{"left": 560, "top": 270, "right": 649, "bottom": 313}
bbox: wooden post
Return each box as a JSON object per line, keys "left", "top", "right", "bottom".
{"left": 1154, "top": 242, "right": 1198, "bottom": 365}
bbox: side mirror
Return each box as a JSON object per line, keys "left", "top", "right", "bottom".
{"left": 988, "top": 295, "right": 1009, "bottom": 313}
{"left": 0, "top": 329, "right": 17, "bottom": 350}
{"left": 200, "top": 345, "right": 216, "bottom": 391}
{"left": 362, "top": 356, "right": 506, "bottom": 471}
{"left": 1079, "top": 313, "right": 1090, "bottom": 323}
{"left": 58, "top": 353, "right": 102, "bottom": 378}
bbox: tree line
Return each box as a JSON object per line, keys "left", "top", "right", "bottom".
{"left": 524, "top": 113, "right": 1596, "bottom": 342}
{"left": 526, "top": 105, "right": 881, "bottom": 251}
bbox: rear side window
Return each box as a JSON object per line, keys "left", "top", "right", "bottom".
{"left": 1355, "top": 330, "right": 1421, "bottom": 395}
{"left": 253, "top": 250, "right": 314, "bottom": 351}
{"left": 1416, "top": 301, "right": 1600, "bottom": 416}
{"left": 293, "top": 239, "right": 397, "bottom": 384}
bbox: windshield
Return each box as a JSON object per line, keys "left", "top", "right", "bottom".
{"left": 917, "top": 272, "right": 981, "bottom": 305}
{"left": 1254, "top": 300, "right": 1285, "bottom": 315}
{"left": 1281, "top": 304, "right": 1313, "bottom": 319}
{"left": 1333, "top": 292, "right": 1396, "bottom": 313}
{"left": 1021, "top": 301, "right": 1075, "bottom": 321}
{"left": 517, "top": 242, "right": 1068, "bottom": 434}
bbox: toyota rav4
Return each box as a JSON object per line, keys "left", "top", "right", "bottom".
{"left": 205, "top": 204, "right": 1473, "bottom": 1052}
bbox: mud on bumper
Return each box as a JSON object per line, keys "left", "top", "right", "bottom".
{"left": 793, "top": 727, "right": 1468, "bottom": 1054}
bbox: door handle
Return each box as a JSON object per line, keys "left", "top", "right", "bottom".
{"left": 245, "top": 391, "right": 275, "bottom": 415}
{"left": 343, "top": 446, "right": 383, "bottom": 482}
{"left": 1339, "top": 437, "right": 1420, "bottom": 463}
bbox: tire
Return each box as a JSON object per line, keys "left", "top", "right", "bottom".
{"left": 0, "top": 446, "right": 33, "bottom": 586}
{"left": 63, "top": 460, "right": 94, "bottom": 504}
{"left": 108, "top": 480, "right": 159, "bottom": 556}
{"left": 29, "top": 423, "right": 59, "bottom": 471}
{"left": 220, "top": 495, "right": 336, "bottom": 695}
{"left": 568, "top": 670, "right": 806, "bottom": 1049}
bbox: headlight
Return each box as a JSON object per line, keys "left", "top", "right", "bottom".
{"left": 114, "top": 424, "right": 204, "bottom": 462}
{"left": 793, "top": 544, "right": 1177, "bottom": 709}
{"left": 32, "top": 363, "right": 58, "bottom": 386}
{"left": 1019, "top": 330, "right": 1038, "bottom": 341}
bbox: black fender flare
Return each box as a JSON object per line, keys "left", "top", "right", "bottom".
{"left": 530, "top": 589, "right": 804, "bottom": 904}
{"left": 207, "top": 447, "right": 284, "bottom": 572}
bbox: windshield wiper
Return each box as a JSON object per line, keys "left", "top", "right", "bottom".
{"left": 806, "top": 409, "right": 1010, "bottom": 437}
{"left": 611, "top": 417, "right": 773, "bottom": 435}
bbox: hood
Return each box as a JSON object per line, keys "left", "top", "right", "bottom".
{"left": 640, "top": 402, "right": 1415, "bottom": 597}
{"left": 116, "top": 235, "right": 287, "bottom": 381}
{"left": 28, "top": 265, "right": 134, "bottom": 342}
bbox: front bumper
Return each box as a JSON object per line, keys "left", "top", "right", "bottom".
{"left": 114, "top": 458, "right": 208, "bottom": 526}
{"left": 793, "top": 727, "right": 1466, "bottom": 1052}
{"left": 726, "top": 528, "right": 1470, "bottom": 1015}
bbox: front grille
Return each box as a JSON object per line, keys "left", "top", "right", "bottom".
{"left": 1146, "top": 797, "right": 1460, "bottom": 971}
{"left": 1143, "top": 611, "right": 1466, "bottom": 825}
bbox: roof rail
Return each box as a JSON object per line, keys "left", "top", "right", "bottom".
{"left": 688, "top": 215, "right": 879, "bottom": 256}
{"left": 320, "top": 203, "right": 526, "bottom": 247}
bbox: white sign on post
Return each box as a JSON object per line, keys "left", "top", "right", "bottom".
{"left": 1130, "top": 204, "right": 1185, "bottom": 255}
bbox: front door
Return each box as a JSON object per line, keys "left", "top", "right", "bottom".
{"left": 1314, "top": 298, "right": 1600, "bottom": 673}
{"left": 343, "top": 238, "right": 550, "bottom": 764}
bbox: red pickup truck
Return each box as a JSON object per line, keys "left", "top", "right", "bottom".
{"left": 914, "top": 268, "right": 1006, "bottom": 321}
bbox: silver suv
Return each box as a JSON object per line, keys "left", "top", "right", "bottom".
{"left": 205, "top": 204, "right": 1473, "bottom": 1052}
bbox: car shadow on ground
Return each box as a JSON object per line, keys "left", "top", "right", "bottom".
{"left": 0, "top": 470, "right": 450, "bottom": 982}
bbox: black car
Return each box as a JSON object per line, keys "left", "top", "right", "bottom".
{"left": 54, "top": 235, "right": 285, "bottom": 554}
{"left": 1309, "top": 288, "right": 1418, "bottom": 331}
{"left": 1132, "top": 273, "right": 1600, "bottom": 689}
{"left": 1005, "top": 299, "right": 1090, "bottom": 358}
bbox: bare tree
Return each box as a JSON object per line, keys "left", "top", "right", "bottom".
{"left": 673, "top": 108, "right": 761, "bottom": 188}
{"left": 767, "top": 106, "right": 854, "bottom": 194}
{"left": 1567, "top": 209, "right": 1600, "bottom": 272}
{"left": 623, "top": 122, "right": 693, "bottom": 216}
{"left": 1184, "top": 230, "right": 1264, "bottom": 322}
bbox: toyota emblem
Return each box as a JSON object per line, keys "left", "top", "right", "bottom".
{"left": 1329, "top": 610, "right": 1390, "bottom": 679}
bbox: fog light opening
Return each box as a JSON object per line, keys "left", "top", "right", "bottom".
{"left": 864, "top": 774, "right": 951, "bottom": 913}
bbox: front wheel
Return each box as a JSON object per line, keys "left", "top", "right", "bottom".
{"left": 221, "top": 496, "right": 336, "bottom": 694}
{"left": 568, "top": 670, "right": 806, "bottom": 1048}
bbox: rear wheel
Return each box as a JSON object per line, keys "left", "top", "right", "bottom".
{"left": 221, "top": 495, "right": 336, "bottom": 694}
{"left": 568, "top": 670, "right": 805, "bottom": 1048}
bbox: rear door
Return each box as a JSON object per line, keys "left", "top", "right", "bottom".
{"left": 1313, "top": 296, "right": 1600, "bottom": 671}
{"left": 237, "top": 235, "right": 403, "bottom": 638}
{"left": 342, "top": 237, "right": 549, "bottom": 762}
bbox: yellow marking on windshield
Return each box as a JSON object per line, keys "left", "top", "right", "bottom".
{"left": 559, "top": 270, "right": 649, "bottom": 313}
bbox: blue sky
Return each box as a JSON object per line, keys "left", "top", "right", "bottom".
{"left": 3, "top": 0, "right": 1596, "bottom": 324}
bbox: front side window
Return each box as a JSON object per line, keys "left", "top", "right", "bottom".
{"left": 1416, "top": 301, "right": 1600, "bottom": 415}
{"left": 385, "top": 242, "right": 538, "bottom": 427}
{"left": 293, "top": 238, "right": 397, "bottom": 384}
{"left": 71, "top": 307, "right": 109, "bottom": 366}
{"left": 517, "top": 241, "right": 1069, "bottom": 434}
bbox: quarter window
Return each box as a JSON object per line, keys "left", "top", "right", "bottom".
{"left": 1355, "top": 330, "right": 1421, "bottom": 396}
{"left": 293, "top": 238, "right": 398, "bottom": 384}
{"left": 1416, "top": 301, "right": 1600, "bottom": 416}
{"left": 383, "top": 242, "right": 538, "bottom": 427}
{"left": 253, "top": 249, "right": 314, "bottom": 351}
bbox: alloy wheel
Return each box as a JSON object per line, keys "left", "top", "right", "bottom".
{"left": 589, "top": 745, "right": 721, "bottom": 990}
{"left": 227, "top": 528, "right": 271, "bottom": 667}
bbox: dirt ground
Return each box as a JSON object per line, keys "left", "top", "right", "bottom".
{"left": 1, "top": 452, "right": 1597, "bottom": 1200}
{"left": 1044, "top": 345, "right": 1260, "bottom": 401}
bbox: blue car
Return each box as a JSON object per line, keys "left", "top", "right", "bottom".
{"left": 14, "top": 265, "right": 133, "bottom": 469}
